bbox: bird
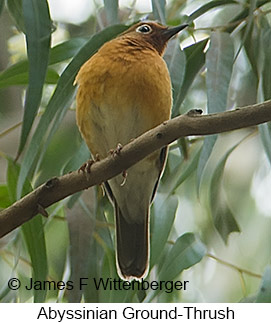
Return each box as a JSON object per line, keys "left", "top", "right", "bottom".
{"left": 75, "top": 21, "right": 187, "bottom": 281}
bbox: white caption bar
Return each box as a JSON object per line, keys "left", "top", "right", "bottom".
{"left": 1, "top": 303, "right": 270, "bottom": 322}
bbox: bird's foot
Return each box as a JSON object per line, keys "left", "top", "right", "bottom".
{"left": 120, "top": 170, "right": 128, "bottom": 186}
{"left": 78, "top": 154, "right": 100, "bottom": 173}
{"left": 78, "top": 159, "right": 94, "bottom": 173}
{"left": 94, "top": 154, "right": 100, "bottom": 162}
{"left": 110, "top": 143, "right": 123, "bottom": 157}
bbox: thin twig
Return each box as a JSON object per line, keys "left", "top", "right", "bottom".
{"left": 206, "top": 253, "right": 262, "bottom": 279}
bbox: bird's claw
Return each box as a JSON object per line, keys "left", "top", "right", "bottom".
{"left": 110, "top": 143, "right": 123, "bottom": 157}
{"left": 120, "top": 170, "right": 128, "bottom": 186}
{"left": 78, "top": 154, "right": 100, "bottom": 173}
{"left": 78, "top": 159, "right": 94, "bottom": 173}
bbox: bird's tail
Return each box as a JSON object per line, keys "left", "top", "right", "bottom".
{"left": 115, "top": 203, "right": 149, "bottom": 281}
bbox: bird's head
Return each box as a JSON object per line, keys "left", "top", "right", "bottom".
{"left": 119, "top": 21, "right": 188, "bottom": 55}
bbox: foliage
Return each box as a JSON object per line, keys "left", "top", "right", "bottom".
{"left": 0, "top": 0, "right": 271, "bottom": 303}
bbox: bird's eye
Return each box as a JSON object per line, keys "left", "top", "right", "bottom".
{"left": 136, "top": 24, "right": 152, "bottom": 34}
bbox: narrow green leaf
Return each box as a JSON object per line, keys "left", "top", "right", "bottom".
{"left": 67, "top": 192, "right": 82, "bottom": 209}
{"left": 172, "top": 38, "right": 208, "bottom": 116}
{"left": 212, "top": 202, "right": 240, "bottom": 244}
{"left": 150, "top": 194, "right": 178, "bottom": 268}
{"left": 256, "top": 265, "right": 271, "bottom": 303}
{"left": 48, "top": 37, "right": 88, "bottom": 65}
{"left": 151, "top": 0, "right": 166, "bottom": 24}
{"left": 0, "top": 37, "right": 87, "bottom": 88}
{"left": 0, "top": 61, "right": 30, "bottom": 84}
{"left": 32, "top": 92, "right": 74, "bottom": 179}
{"left": 226, "top": 0, "right": 269, "bottom": 34}
{"left": 170, "top": 145, "right": 202, "bottom": 194}
{"left": 22, "top": 216, "right": 48, "bottom": 302}
{"left": 84, "top": 204, "right": 116, "bottom": 302}
{"left": 67, "top": 196, "right": 96, "bottom": 302}
{"left": 244, "top": 20, "right": 260, "bottom": 77}
{"left": 177, "top": 137, "right": 189, "bottom": 160}
{"left": 260, "top": 24, "right": 271, "bottom": 100}
{"left": 246, "top": 17, "right": 271, "bottom": 102}
{"left": 7, "top": 158, "right": 32, "bottom": 202}
{"left": 18, "top": 0, "right": 52, "bottom": 155}
{"left": 0, "top": 0, "right": 4, "bottom": 16}
{"left": 165, "top": 39, "right": 186, "bottom": 105}
{"left": 210, "top": 142, "right": 241, "bottom": 243}
{"left": 83, "top": 239, "right": 102, "bottom": 302}
{"left": 0, "top": 68, "right": 59, "bottom": 88}
{"left": 160, "top": 144, "right": 201, "bottom": 197}
{"left": 0, "top": 185, "right": 12, "bottom": 209}
{"left": 197, "top": 134, "right": 217, "bottom": 193}
{"left": 206, "top": 32, "right": 234, "bottom": 113}
{"left": 6, "top": 0, "right": 25, "bottom": 32}
{"left": 103, "top": 0, "right": 119, "bottom": 25}
{"left": 7, "top": 161, "right": 19, "bottom": 203}
{"left": 234, "top": 0, "right": 257, "bottom": 61}
{"left": 158, "top": 233, "right": 206, "bottom": 281}
{"left": 43, "top": 68, "right": 60, "bottom": 84}
{"left": 259, "top": 123, "right": 271, "bottom": 165}
{"left": 17, "top": 24, "right": 128, "bottom": 198}
{"left": 187, "top": 0, "right": 239, "bottom": 24}
{"left": 200, "top": 32, "right": 234, "bottom": 192}
{"left": 6, "top": 158, "right": 48, "bottom": 303}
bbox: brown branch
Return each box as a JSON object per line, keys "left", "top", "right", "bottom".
{"left": 1, "top": 100, "right": 271, "bottom": 238}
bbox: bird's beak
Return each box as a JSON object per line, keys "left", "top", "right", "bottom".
{"left": 162, "top": 24, "right": 188, "bottom": 40}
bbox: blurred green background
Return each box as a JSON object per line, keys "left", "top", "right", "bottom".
{"left": 0, "top": 0, "right": 271, "bottom": 303}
